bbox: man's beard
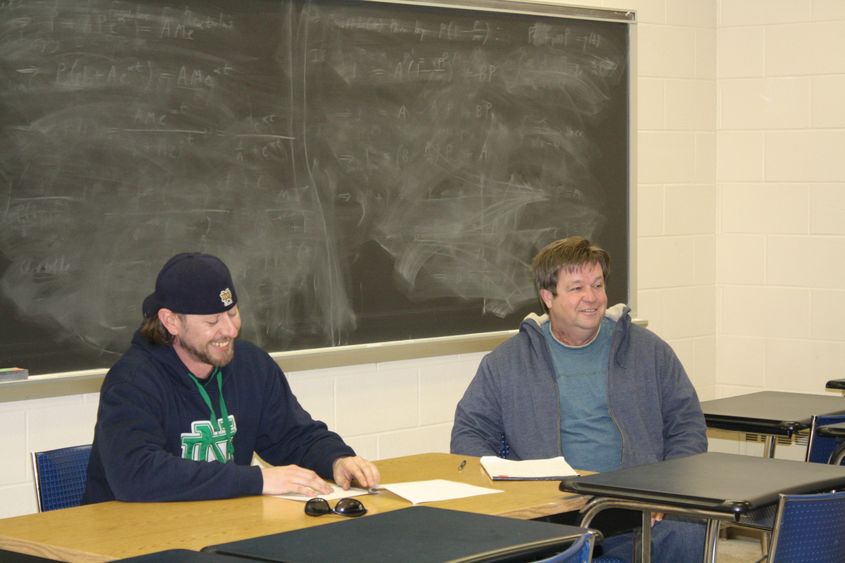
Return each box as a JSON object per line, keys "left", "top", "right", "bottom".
{"left": 181, "top": 338, "right": 235, "bottom": 368}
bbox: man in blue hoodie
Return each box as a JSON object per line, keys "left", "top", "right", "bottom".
{"left": 84, "top": 252, "right": 379, "bottom": 503}
{"left": 451, "top": 236, "right": 707, "bottom": 562}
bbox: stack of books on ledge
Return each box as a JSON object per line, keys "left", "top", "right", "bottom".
{"left": 0, "top": 367, "right": 28, "bottom": 382}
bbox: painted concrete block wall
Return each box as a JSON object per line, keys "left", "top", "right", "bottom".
{"left": 607, "top": 0, "right": 718, "bottom": 398}
{"left": 716, "top": 0, "right": 845, "bottom": 397}
{"left": 0, "top": 393, "right": 99, "bottom": 518}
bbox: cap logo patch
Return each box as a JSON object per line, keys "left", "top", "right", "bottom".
{"left": 219, "top": 288, "right": 234, "bottom": 307}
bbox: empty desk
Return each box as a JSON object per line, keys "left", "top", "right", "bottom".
{"left": 700, "top": 391, "right": 845, "bottom": 457}
{"left": 204, "top": 506, "right": 590, "bottom": 563}
{"left": 559, "top": 452, "right": 845, "bottom": 563}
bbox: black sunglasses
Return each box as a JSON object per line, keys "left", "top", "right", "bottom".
{"left": 304, "top": 497, "right": 367, "bottom": 517}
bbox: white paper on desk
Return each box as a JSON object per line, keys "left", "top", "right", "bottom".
{"left": 378, "top": 479, "right": 502, "bottom": 504}
{"left": 273, "top": 483, "right": 370, "bottom": 502}
{"left": 480, "top": 456, "right": 577, "bottom": 480}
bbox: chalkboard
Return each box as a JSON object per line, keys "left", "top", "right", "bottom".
{"left": 0, "top": 0, "right": 633, "bottom": 375}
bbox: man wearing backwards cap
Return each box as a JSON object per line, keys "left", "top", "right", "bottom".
{"left": 83, "top": 252, "right": 379, "bottom": 503}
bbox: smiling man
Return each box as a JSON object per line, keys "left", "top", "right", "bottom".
{"left": 84, "top": 252, "right": 378, "bottom": 504}
{"left": 450, "top": 236, "right": 706, "bottom": 562}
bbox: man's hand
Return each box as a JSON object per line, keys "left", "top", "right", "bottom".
{"left": 332, "top": 456, "right": 381, "bottom": 490}
{"left": 651, "top": 512, "right": 664, "bottom": 527}
{"left": 260, "top": 465, "right": 332, "bottom": 496}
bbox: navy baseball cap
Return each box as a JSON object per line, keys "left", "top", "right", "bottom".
{"left": 142, "top": 253, "right": 238, "bottom": 318}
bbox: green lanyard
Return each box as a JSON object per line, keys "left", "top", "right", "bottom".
{"left": 188, "top": 367, "right": 234, "bottom": 462}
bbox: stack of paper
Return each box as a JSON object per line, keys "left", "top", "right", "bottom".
{"left": 274, "top": 483, "right": 370, "bottom": 501}
{"left": 374, "top": 479, "right": 502, "bottom": 504}
{"left": 480, "top": 456, "right": 577, "bottom": 481}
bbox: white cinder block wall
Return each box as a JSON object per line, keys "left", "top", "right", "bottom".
{"left": 0, "top": 393, "right": 100, "bottom": 518}
{"left": 620, "top": 0, "right": 718, "bottom": 402}
{"left": 3, "top": 0, "right": 845, "bottom": 518}
{"left": 715, "top": 0, "right": 845, "bottom": 398}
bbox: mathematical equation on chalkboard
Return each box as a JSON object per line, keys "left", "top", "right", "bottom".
{"left": 0, "top": 0, "right": 631, "bottom": 374}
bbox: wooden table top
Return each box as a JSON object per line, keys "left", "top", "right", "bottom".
{"left": 0, "top": 452, "right": 586, "bottom": 562}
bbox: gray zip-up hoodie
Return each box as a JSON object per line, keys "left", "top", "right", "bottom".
{"left": 450, "top": 304, "right": 707, "bottom": 468}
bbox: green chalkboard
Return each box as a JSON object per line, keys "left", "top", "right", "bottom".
{"left": 0, "top": 0, "right": 633, "bottom": 375}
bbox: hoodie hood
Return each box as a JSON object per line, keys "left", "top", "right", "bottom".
{"left": 130, "top": 330, "right": 201, "bottom": 392}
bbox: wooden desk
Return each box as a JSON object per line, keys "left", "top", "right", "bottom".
{"left": 700, "top": 391, "right": 845, "bottom": 457}
{"left": 0, "top": 453, "right": 585, "bottom": 562}
{"left": 560, "top": 452, "right": 845, "bottom": 563}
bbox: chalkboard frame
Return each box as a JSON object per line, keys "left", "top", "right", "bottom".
{"left": 0, "top": 0, "right": 637, "bottom": 379}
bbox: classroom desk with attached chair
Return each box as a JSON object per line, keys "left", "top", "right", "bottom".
{"left": 559, "top": 452, "right": 845, "bottom": 563}
{"left": 700, "top": 391, "right": 845, "bottom": 457}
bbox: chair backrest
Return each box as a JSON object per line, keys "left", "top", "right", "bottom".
{"left": 534, "top": 531, "right": 595, "bottom": 563}
{"left": 32, "top": 444, "right": 92, "bottom": 512}
{"left": 806, "top": 414, "right": 845, "bottom": 465}
{"left": 768, "top": 490, "right": 845, "bottom": 563}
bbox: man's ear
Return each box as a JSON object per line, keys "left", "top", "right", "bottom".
{"left": 538, "top": 288, "right": 554, "bottom": 310}
{"left": 158, "top": 308, "right": 181, "bottom": 337}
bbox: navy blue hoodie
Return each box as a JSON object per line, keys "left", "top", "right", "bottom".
{"left": 83, "top": 331, "right": 354, "bottom": 503}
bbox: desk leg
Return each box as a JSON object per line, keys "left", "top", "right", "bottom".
{"left": 763, "top": 435, "right": 777, "bottom": 458}
{"left": 754, "top": 435, "right": 776, "bottom": 554}
{"left": 703, "top": 519, "right": 720, "bottom": 563}
{"left": 752, "top": 436, "right": 775, "bottom": 555}
{"left": 832, "top": 443, "right": 845, "bottom": 465}
{"left": 637, "top": 510, "right": 652, "bottom": 563}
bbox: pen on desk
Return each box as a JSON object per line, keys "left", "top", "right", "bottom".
{"left": 458, "top": 459, "right": 467, "bottom": 471}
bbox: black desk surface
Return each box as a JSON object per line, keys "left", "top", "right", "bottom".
{"left": 700, "top": 391, "right": 845, "bottom": 435}
{"left": 204, "top": 506, "right": 587, "bottom": 563}
{"left": 559, "top": 452, "right": 845, "bottom": 518}
{"left": 0, "top": 548, "right": 60, "bottom": 563}
{"left": 116, "top": 550, "right": 256, "bottom": 562}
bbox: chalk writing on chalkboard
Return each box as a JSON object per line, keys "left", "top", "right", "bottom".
{"left": 0, "top": 0, "right": 631, "bottom": 375}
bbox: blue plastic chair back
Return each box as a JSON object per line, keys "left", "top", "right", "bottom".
{"left": 768, "top": 490, "right": 845, "bottom": 563}
{"left": 32, "top": 444, "right": 92, "bottom": 512}
{"left": 806, "top": 414, "right": 845, "bottom": 465}
{"left": 534, "top": 531, "right": 595, "bottom": 563}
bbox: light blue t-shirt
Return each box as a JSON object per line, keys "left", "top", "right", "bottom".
{"left": 543, "top": 317, "right": 622, "bottom": 472}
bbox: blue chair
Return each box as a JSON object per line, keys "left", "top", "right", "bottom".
{"left": 806, "top": 414, "right": 845, "bottom": 465}
{"left": 31, "top": 444, "right": 92, "bottom": 512}
{"left": 534, "top": 531, "right": 596, "bottom": 563}
{"left": 767, "top": 490, "right": 845, "bottom": 562}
